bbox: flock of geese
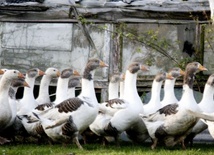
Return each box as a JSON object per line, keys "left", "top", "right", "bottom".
{"left": 1, "top": 58, "right": 214, "bottom": 150}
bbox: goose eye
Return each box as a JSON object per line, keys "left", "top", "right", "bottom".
{"left": 14, "top": 71, "right": 16, "bottom": 74}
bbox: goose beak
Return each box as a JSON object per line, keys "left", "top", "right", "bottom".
{"left": 56, "top": 71, "right": 61, "bottom": 77}
{"left": 39, "top": 70, "right": 45, "bottom": 76}
{"left": 18, "top": 72, "right": 25, "bottom": 79}
{"left": 99, "top": 61, "right": 109, "bottom": 67}
{"left": 166, "top": 73, "right": 174, "bottom": 80}
{"left": 73, "top": 70, "right": 80, "bottom": 76}
{"left": 24, "top": 81, "right": 30, "bottom": 88}
{"left": 0, "top": 69, "right": 4, "bottom": 75}
{"left": 198, "top": 65, "right": 208, "bottom": 71}
{"left": 180, "top": 69, "right": 185, "bottom": 76}
{"left": 141, "top": 65, "right": 149, "bottom": 71}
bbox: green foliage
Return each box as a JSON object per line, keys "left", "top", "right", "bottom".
{"left": 1, "top": 142, "right": 214, "bottom": 155}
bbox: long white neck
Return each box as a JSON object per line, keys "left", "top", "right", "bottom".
{"left": 161, "top": 79, "right": 178, "bottom": 106}
{"left": 36, "top": 75, "right": 52, "bottom": 104}
{"left": 179, "top": 84, "right": 199, "bottom": 111}
{"left": 54, "top": 77, "right": 69, "bottom": 104}
{"left": 119, "top": 81, "right": 124, "bottom": 99}
{"left": 123, "top": 70, "right": 141, "bottom": 104}
{"left": 67, "top": 87, "right": 76, "bottom": 99}
{"left": 108, "top": 81, "right": 119, "bottom": 100}
{"left": 199, "top": 84, "right": 214, "bottom": 112}
{"left": 80, "top": 70, "right": 98, "bottom": 104}
{"left": 148, "top": 80, "right": 163, "bottom": 106}
{"left": 22, "top": 76, "right": 36, "bottom": 100}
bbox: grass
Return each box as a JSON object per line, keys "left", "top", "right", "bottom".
{"left": 0, "top": 141, "right": 214, "bottom": 155}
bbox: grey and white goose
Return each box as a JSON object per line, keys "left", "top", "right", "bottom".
{"left": 139, "top": 62, "right": 207, "bottom": 149}
{"left": 185, "top": 74, "right": 214, "bottom": 145}
{"left": 31, "top": 58, "right": 108, "bottom": 149}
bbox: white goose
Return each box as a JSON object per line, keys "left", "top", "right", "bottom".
{"left": 31, "top": 58, "right": 108, "bottom": 149}
{"left": 0, "top": 69, "right": 25, "bottom": 131}
{"left": 89, "top": 73, "right": 124, "bottom": 139}
{"left": 0, "top": 78, "right": 30, "bottom": 142}
{"left": 103, "top": 62, "right": 149, "bottom": 143}
{"left": 36, "top": 68, "right": 60, "bottom": 105}
{"left": 143, "top": 72, "right": 174, "bottom": 115}
{"left": 161, "top": 67, "right": 185, "bottom": 107}
{"left": 17, "top": 68, "right": 45, "bottom": 115}
{"left": 139, "top": 62, "right": 207, "bottom": 149}
{"left": 185, "top": 74, "right": 214, "bottom": 145}
{"left": 125, "top": 71, "right": 173, "bottom": 143}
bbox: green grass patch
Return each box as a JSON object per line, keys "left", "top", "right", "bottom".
{"left": 0, "top": 141, "right": 214, "bottom": 155}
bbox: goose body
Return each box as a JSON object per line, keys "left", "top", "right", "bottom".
{"left": 103, "top": 62, "right": 149, "bottom": 142}
{"left": 125, "top": 71, "right": 173, "bottom": 143}
{"left": 139, "top": 62, "right": 207, "bottom": 149}
{"left": 89, "top": 73, "right": 124, "bottom": 137}
{"left": 185, "top": 74, "right": 214, "bottom": 144}
{"left": 32, "top": 58, "right": 108, "bottom": 149}
{"left": 0, "top": 69, "right": 24, "bottom": 131}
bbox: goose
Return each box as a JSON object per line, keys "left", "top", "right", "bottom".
{"left": 0, "top": 78, "right": 30, "bottom": 142}
{"left": 88, "top": 73, "right": 124, "bottom": 142}
{"left": 161, "top": 67, "right": 185, "bottom": 107}
{"left": 125, "top": 71, "right": 173, "bottom": 143}
{"left": 30, "top": 58, "right": 108, "bottom": 149}
{"left": 8, "top": 78, "right": 30, "bottom": 128}
{"left": 0, "top": 69, "right": 25, "bottom": 131}
{"left": 17, "top": 68, "right": 45, "bottom": 115}
{"left": 139, "top": 62, "right": 207, "bottom": 149}
{"left": 67, "top": 76, "right": 81, "bottom": 99}
{"left": 103, "top": 62, "right": 149, "bottom": 144}
{"left": 185, "top": 74, "right": 214, "bottom": 145}
{"left": 36, "top": 68, "right": 60, "bottom": 105}
{"left": 143, "top": 72, "right": 174, "bottom": 115}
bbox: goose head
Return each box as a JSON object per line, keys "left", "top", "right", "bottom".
{"left": 184, "top": 62, "right": 207, "bottom": 88}
{"left": 44, "top": 68, "right": 61, "bottom": 79}
{"left": 83, "top": 58, "right": 108, "bottom": 80}
{"left": 60, "top": 68, "right": 80, "bottom": 79}
{"left": 11, "top": 78, "right": 30, "bottom": 88}
{"left": 168, "top": 67, "right": 185, "bottom": 79}
{"left": 128, "top": 62, "right": 149, "bottom": 74}
{"left": 26, "top": 68, "right": 45, "bottom": 79}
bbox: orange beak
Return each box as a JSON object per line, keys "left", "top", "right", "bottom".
{"left": 99, "top": 61, "right": 109, "bottom": 67}
{"left": 18, "top": 72, "right": 25, "bottom": 79}
{"left": 39, "top": 70, "right": 45, "bottom": 76}
{"left": 73, "top": 70, "right": 80, "bottom": 76}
